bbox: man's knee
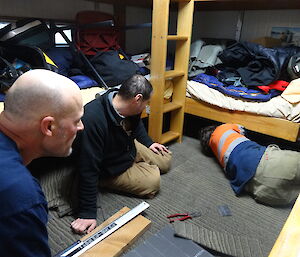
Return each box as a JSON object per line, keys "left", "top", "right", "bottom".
{"left": 109, "top": 163, "right": 161, "bottom": 198}
{"left": 133, "top": 165, "right": 160, "bottom": 198}
{"left": 139, "top": 168, "right": 161, "bottom": 198}
{"left": 157, "top": 152, "right": 172, "bottom": 174}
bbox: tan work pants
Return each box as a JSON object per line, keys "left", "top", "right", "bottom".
{"left": 245, "top": 144, "right": 300, "bottom": 206}
{"left": 100, "top": 140, "right": 172, "bottom": 198}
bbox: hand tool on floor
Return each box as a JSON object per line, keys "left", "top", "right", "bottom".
{"left": 167, "top": 211, "right": 201, "bottom": 223}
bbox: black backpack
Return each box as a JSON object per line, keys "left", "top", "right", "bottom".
{"left": 88, "top": 50, "right": 140, "bottom": 87}
{"left": 0, "top": 44, "right": 58, "bottom": 93}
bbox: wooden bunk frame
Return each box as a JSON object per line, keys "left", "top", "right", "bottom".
{"left": 185, "top": 97, "right": 300, "bottom": 142}
{"left": 142, "top": 0, "right": 300, "bottom": 142}
{"left": 185, "top": 1, "right": 300, "bottom": 142}
{"left": 146, "top": 0, "right": 299, "bottom": 143}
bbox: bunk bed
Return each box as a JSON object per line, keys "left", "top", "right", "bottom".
{"left": 183, "top": 1, "right": 300, "bottom": 142}
{"left": 2, "top": 0, "right": 300, "bottom": 142}
{"left": 185, "top": 91, "right": 300, "bottom": 142}
{"left": 101, "top": 0, "right": 300, "bottom": 142}
{"left": 149, "top": 0, "right": 300, "bottom": 143}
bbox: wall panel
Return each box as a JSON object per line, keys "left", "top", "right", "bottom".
{"left": 241, "top": 9, "right": 300, "bottom": 41}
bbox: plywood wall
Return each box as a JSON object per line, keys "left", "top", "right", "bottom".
{"left": 193, "top": 10, "right": 240, "bottom": 40}
{"left": 192, "top": 9, "right": 300, "bottom": 42}
{"left": 126, "top": 6, "right": 152, "bottom": 54}
{"left": 241, "top": 9, "right": 300, "bottom": 41}
{"left": 126, "top": 8, "right": 300, "bottom": 54}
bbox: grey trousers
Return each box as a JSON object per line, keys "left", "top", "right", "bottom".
{"left": 245, "top": 144, "right": 300, "bottom": 206}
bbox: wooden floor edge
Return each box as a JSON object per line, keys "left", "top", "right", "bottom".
{"left": 268, "top": 194, "right": 300, "bottom": 257}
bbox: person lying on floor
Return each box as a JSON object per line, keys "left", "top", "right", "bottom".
{"left": 199, "top": 123, "right": 300, "bottom": 206}
{"left": 71, "top": 74, "right": 172, "bottom": 234}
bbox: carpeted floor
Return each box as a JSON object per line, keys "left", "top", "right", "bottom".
{"left": 47, "top": 135, "right": 292, "bottom": 257}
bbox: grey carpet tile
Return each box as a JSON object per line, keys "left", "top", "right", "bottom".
{"left": 174, "top": 222, "right": 263, "bottom": 257}
{"left": 47, "top": 136, "right": 292, "bottom": 257}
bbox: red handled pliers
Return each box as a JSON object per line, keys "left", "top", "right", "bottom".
{"left": 167, "top": 211, "right": 201, "bottom": 223}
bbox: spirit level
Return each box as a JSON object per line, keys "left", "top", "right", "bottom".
{"left": 57, "top": 201, "right": 149, "bottom": 257}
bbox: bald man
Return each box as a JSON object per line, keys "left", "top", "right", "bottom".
{"left": 0, "top": 69, "right": 84, "bottom": 257}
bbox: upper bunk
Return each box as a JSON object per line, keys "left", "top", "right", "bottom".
{"left": 91, "top": 0, "right": 300, "bottom": 10}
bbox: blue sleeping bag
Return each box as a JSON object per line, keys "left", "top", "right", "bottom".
{"left": 192, "top": 73, "right": 280, "bottom": 101}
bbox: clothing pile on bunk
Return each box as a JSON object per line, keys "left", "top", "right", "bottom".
{"left": 189, "top": 40, "right": 300, "bottom": 102}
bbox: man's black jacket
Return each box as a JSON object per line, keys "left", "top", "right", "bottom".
{"left": 72, "top": 88, "right": 153, "bottom": 219}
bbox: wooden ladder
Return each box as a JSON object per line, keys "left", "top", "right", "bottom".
{"left": 148, "top": 0, "right": 194, "bottom": 144}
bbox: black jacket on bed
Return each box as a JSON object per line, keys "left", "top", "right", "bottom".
{"left": 218, "top": 41, "right": 300, "bottom": 86}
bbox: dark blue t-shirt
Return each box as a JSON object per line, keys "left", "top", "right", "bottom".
{"left": 226, "top": 140, "right": 266, "bottom": 194}
{"left": 0, "top": 132, "right": 50, "bottom": 257}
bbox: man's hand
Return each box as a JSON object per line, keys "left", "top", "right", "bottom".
{"left": 149, "top": 143, "right": 170, "bottom": 155}
{"left": 71, "top": 218, "right": 97, "bottom": 234}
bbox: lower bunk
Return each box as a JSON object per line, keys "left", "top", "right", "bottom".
{"left": 185, "top": 97, "right": 300, "bottom": 142}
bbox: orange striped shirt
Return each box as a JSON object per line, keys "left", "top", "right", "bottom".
{"left": 209, "top": 124, "right": 249, "bottom": 168}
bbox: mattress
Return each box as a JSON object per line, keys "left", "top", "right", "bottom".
{"left": 186, "top": 80, "right": 300, "bottom": 123}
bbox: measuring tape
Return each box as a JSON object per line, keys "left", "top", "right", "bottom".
{"left": 56, "top": 201, "right": 150, "bottom": 257}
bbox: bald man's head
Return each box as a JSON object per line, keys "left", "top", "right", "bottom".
{"left": 4, "top": 69, "right": 81, "bottom": 121}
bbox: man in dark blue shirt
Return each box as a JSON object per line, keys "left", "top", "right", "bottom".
{"left": 0, "top": 69, "right": 84, "bottom": 257}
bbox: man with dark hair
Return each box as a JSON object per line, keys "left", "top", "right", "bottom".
{"left": 199, "top": 123, "right": 300, "bottom": 207}
{"left": 71, "top": 74, "right": 171, "bottom": 234}
{"left": 0, "top": 69, "right": 84, "bottom": 257}
{"left": 118, "top": 74, "right": 153, "bottom": 100}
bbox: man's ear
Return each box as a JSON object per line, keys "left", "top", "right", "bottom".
{"left": 135, "top": 94, "right": 143, "bottom": 102}
{"left": 40, "top": 116, "right": 55, "bottom": 136}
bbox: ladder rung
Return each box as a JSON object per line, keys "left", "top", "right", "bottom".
{"left": 163, "top": 102, "right": 182, "bottom": 113}
{"left": 165, "top": 70, "right": 185, "bottom": 79}
{"left": 167, "top": 35, "right": 188, "bottom": 41}
{"left": 171, "top": 0, "right": 192, "bottom": 2}
{"left": 160, "top": 131, "right": 180, "bottom": 144}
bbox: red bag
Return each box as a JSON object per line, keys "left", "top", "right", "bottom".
{"left": 75, "top": 11, "right": 121, "bottom": 56}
